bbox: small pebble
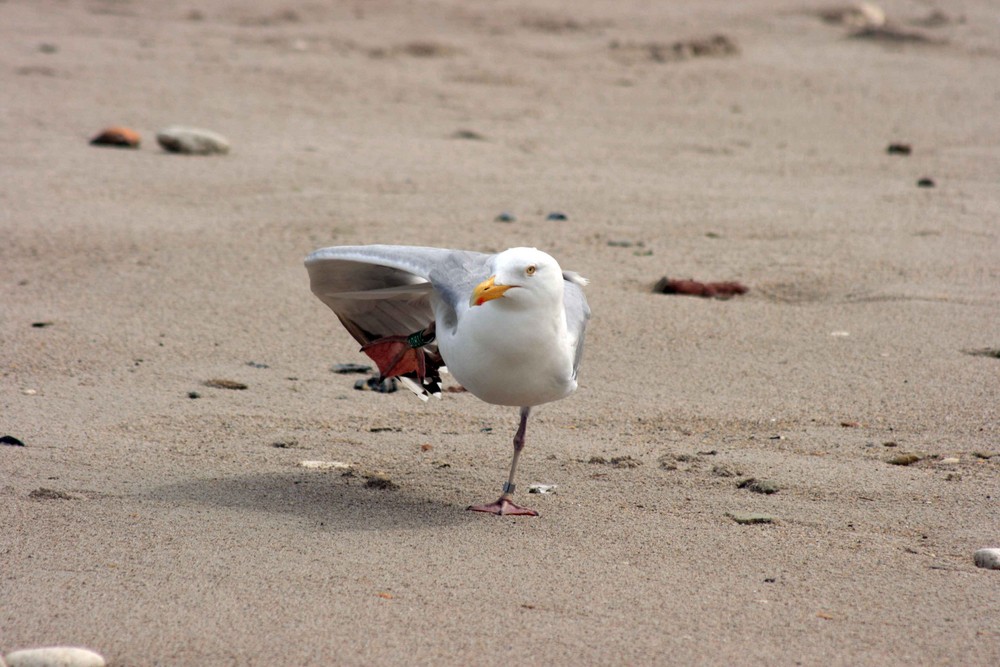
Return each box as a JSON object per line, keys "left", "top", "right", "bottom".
{"left": 886, "top": 143, "right": 911, "bottom": 155}
{"left": 331, "top": 363, "right": 372, "bottom": 374}
{"left": 973, "top": 548, "right": 1000, "bottom": 570}
{"left": 354, "top": 375, "right": 397, "bottom": 393}
{"left": 917, "top": 177, "right": 935, "bottom": 188}
{"left": 727, "top": 512, "right": 775, "bottom": 525}
{"left": 818, "top": 2, "right": 886, "bottom": 28}
{"left": 187, "top": 391, "right": 201, "bottom": 399}
{"left": 90, "top": 126, "right": 141, "bottom": 148}
{"left": 737, "top": 478, "right": 780, "bottom": 494}
{"left": 31, "top": 321, "right": 54, "bottom": 328}
{"left": 494, "top": 212, "right": 516, "bottom": 223}
{"left": 528, "top": 484, "right": 557, "bottom": 494}
{"left": 204, "top": 378, "right": 247, "bottom": 390}
{"left": 1, "top": 435, "right": 26, "bottom": 447}
{"left": 245, "top": 361, "right": 269, "bottom": 369}
{"left": 452, "top": 129, "right": 485, "bottom": 140}
{"left": 888, "top": 453, "right": 922, "bottom": 466}
{"left": 938, "top": 457, "right": 960, "bottom": 465}
{"left": 964, "top": 348, "right": 1000, "bottom": 359}
{"left": 5, "top": 647, "right": 105, "bottom": 667}
{"left": 546, "top": 211, "right": 568, "bottom": 221}
{"left": 156, "top": 126, "right": 230, "bottom": 155}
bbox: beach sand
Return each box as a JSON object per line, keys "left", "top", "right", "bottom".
{"left": 2, "top": 0, "right": 998, "bottom": 664}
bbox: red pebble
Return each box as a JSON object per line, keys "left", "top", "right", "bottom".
{"left": 90, "top": 126, "right": 141, "bottom": 148}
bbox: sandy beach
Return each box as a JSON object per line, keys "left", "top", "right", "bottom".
{"left": 2, "top": 0, "right": 998, "bottom": 664}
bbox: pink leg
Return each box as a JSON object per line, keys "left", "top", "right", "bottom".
{"left": 468, "top": 407, "right": 539, "bottom": 516}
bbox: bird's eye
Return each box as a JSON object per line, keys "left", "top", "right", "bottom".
{"left": 526, "top": 265, "right": 537, "bottom": 276}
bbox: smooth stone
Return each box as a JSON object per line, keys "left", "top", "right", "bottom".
{"left": 89, "top": 126, "right": 141, "bottom": 148}
{"left": 973, "top": 548, "right": 1000, "bottom": 570}
{"left": 156, "top": 126, "right": 230, "bottom": 155}
{"left": 5, "top": 647, "right": 106, "bottom": 667}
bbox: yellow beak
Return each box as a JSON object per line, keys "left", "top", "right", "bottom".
{"left": 470, "top": 275, "right": 514, "bottom": 307}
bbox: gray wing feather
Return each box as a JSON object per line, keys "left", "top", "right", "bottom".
{"left": 563, "top": 280, "right": 591, "bottom": 379}
{"left": 305, "top": 245, "right": 492, "bottom": 343}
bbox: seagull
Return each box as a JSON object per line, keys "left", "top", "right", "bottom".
{"left": 305, "top": 245, "right": 590, "bottom": 516}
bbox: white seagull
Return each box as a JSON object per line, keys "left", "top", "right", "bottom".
{"left": 305, "top": 245, "right": 590, "bottom": 516}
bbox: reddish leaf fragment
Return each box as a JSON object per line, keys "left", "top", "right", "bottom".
{"left": 654, "top": 277, "right": 748, "bottom": 299}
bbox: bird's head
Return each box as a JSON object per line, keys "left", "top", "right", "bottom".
{"left": 470, "top": 248, "right": 564, "bottom": 308}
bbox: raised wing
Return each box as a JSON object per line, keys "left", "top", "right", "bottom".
{"left": 305, "top": 245, "right": 493, "bottom": 344}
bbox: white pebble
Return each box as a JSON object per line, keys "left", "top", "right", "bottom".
{"left": 528, "top": 484, "right": 557, "bottom": 494}
{"left": 298, "top": 460, "right": 352, "bottom": 470}
{"left": 855, "top": 2, "right": 887, "bottom": 28}
{"left": 938, "top": 457, "right": 960, "bottom": 465}
{"left": 5, "top": 647, "right": 106, "bottom": 667}
{"left": 973, "top": 548, "right": 1000, "bottom": 570}
{"left": 156, "top": 126, "right": 230, "bottom": 155}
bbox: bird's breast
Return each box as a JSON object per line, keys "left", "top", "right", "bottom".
{"left": 437, "top": 303, "right": 576, "bottom": 407}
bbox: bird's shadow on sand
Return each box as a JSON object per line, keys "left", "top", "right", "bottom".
{"left": 146, "top": 469, "right": 469, "bottom": 531}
